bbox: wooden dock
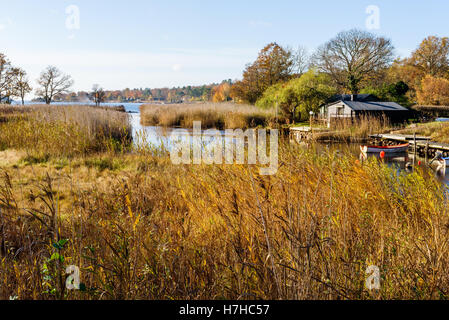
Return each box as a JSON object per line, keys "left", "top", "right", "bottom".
{"left": 370, "top": 134, "right": 449, "bottom": 157}
{"left": 370, "top": 134, "right": 430, "bottom": 142}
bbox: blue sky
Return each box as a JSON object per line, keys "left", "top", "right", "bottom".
{"left": 1, "top": 0, "right": 448, "bottom": 93}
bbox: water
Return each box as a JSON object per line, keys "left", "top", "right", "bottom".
{"left": 11, "top": 101, "right": 449, "bottom": 186}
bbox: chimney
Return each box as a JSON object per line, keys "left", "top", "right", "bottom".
{"left": 351, "top": 94, "right": 356, "bottom": 101}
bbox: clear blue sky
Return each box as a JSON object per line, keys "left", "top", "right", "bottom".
{"left": 1, "top": 0, "right": 448, "bottom": 93}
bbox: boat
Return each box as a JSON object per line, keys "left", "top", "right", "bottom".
{"left": 437, "top": 157, "right": 449, "bottom": 167}
{"left": 361, "top": 143, "right": 409, "bottom": 154}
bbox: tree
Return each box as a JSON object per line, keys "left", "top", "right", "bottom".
{"left": 36, "top": 66, "right": 74, "bottom": 104}
{"left": 417, "top": 75, "right": 449, "bottom": 105}
{"left": 91, "top": 84, "right": 106, "bottom": 106}
{"left": 231, "top": 43, "right": 296, "bottom": 104}
{"left": 313, "top": 29, "right": 395, "bottom": 94}
{"left": 410, "top": 36, "right": 449, "bottom": 78}
{"left": 212, "top": 82, "right": 231, "bottom": 102}
{"left": 256, "top": 69, "right": 337, "bottom": 122}
{"left": 292, "top": 45, "right": 310, "bottom": 76}
{"left": 360, "top": 81, "right": 410, "bottom": 106}
{"left": 387, "top": 36, "right": 449, "bottom": 100}
{"left": 14, "top": 68, "right": 32, "bottom": 105}
{"left": 0, "top": 53, "right": 18, "bottom": 104}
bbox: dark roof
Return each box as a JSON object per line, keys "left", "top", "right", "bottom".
{"left": 342, "top": 101, "right": 409, "bottom": 112}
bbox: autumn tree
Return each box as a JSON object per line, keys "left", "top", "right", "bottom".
{"left": 212, "top": 82, "right": 231, "bottom": 102}
{"left": 0, "top": 53, "right": 19, "bottom": 104}
{"left": 313, "top": 29, "right": 395, "bottom": 94}
{"left": 388, "top": 36, "right": 449, "bottom": 99}
{"left": 14, "top": 68, "right": 32, "bottom": 105}
{"left": 410, "top": 36, "right": 449, "bottom": 78}
{"left": 36, "top": 66, "right": 74, "bottom": 104}
{"left": 231, "top": 43, "right": 297, "bottom": 104}
{"left": 417, "top": 75, "right": 449, "bottom": 105}
{"left": 92, "top": 84, "right": 106, "bottom": 106}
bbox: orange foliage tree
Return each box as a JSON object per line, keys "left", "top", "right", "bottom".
{"left": 212, "top": 82, "right": 231, "bottom": 102}
{"left": 231, "top": 43, "right": 295, "bottom": 104}
{"left": 417, "top": 75, "right": 449, "bottom": 105}
{"left": 388, "top": 36, "right": 449, "bottom": 99}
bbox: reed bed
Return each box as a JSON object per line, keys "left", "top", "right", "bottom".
{"left": 318, "top": 114, "right": 392, "bottom": 141}
{"left": 140, "top": 102, "right": 276, "bottom": 129}
{"left": 0, "top": 104, "right": 131, "bottom": 156}
{"left": 0, "top": 141, "right": 448, "bottom": 300}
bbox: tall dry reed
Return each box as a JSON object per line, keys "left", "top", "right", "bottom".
{"left": 325, "top": 114, "right": 392, "bottom": 141}
{"left": 0, "top": 105, "right": 131, "bottom": 156}
{"left": 0, "top": 141, "right": 448, "bottom": 300}
{"left": 140, "top": 102, "right": 276, "bottom": 129}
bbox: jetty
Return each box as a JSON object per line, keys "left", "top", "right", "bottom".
{"left": 370, "top": 134, "right": 449, "bottom": 158}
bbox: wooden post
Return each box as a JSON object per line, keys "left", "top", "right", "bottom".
{"left": 413, "top": 132, "right": 417, "bottom": 167}
{"left": 425, "top": 140, "right": 429, "bottom": 164}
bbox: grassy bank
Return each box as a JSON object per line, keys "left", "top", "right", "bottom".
{"left": 140, "top": 102, "right": 276, "bottom": 129}
{"left": 0, "top": 105, "right": 132, "bottom": 157}
{"left": 0, "top": 106, "right": 448, "bottom": 300}
{"left": 393, "top": 121, "right": 449, "bottom": 143}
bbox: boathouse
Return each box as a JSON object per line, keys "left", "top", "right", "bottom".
{"left": 319, "top": 94, "right": 410, "bottom": 125}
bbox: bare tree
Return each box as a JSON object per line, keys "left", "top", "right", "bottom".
{"left": 293, "top": 46, "right": 310, "bottom": 76}
{"left": 0, "top": 53, "right": 18, "bottom": 104}
{"left": 313, "top": 29, "right": 395, "bottom": 94}
{"left": 14, "top": 68, "right": 32, "bottom": 105}
{"left": 91, "top": 84, "right": 106, "bottom": 106}
{"left": 36, "top": 66, "right": 74, "bottom": 104}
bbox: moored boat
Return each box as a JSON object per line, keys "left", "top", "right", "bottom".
{"left": 361, "top": 143, "right": 409, "bottom": 154}
{"left": 438, "top": 157, "right": 449, "bottom": 167}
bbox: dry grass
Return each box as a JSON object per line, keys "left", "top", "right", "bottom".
{"left": 0, "top": 104, "right": 132, "bottom": 157}
{"left": 0, "top": 142, "right": 448, "bottom": 300}
{"left": 393, "top": 121, "right": 449, "bottom": 143}
{"left": 1, "top": 105, "right": 449, "bottom": 300}
{"left": 322, "top": 114, "right": 392, "bottom": 141}
{"left": 140, "top": 102, "right": 276, "bottom": 129}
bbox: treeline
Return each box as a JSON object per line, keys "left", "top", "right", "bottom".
{"left": 0, "top": 51, "right": 235, "bottom": 105}
{"left": 3, "top": 29, "right": 448, "bottom": 112}
{"left": 230, "top": 30, "right": 449, "bottom": 122}
{"left": 52, "top": 81, "right": 234, "bottom": 104}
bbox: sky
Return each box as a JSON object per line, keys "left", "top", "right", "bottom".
{"left": 1, "top": 0, "right": 449, "bottom": 95}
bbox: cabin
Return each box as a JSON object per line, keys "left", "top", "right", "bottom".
{"left": 319, "top": 94, "right": 410, "bottom": 126}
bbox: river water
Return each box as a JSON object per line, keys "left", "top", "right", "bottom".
{"left": 14, "top": 102, "right": 449, "bottom": 186}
